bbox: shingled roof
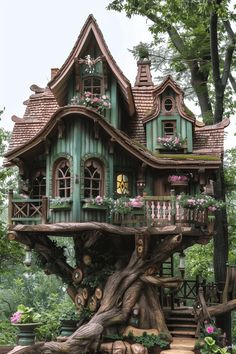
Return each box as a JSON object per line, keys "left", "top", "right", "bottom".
{"left": 7, "top": 88, "right": 58, "bottom": 153}
{"left": 5, "top": 15, "right": 229, "bottom": 165}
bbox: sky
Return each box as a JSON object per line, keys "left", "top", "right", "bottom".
{"left": 1, "top": 0, "right": 235, "bottom": 148}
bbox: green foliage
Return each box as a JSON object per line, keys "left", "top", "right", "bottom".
{"left": 185, "top": 240, "right": 214, "bottom": 279}
{"left": 224, "top": 148, "right": 236, "bottom": 264}
{"left": 129, "top": 42, "right": 151, "bottom": 60}
{"left": 105, "top": 332, "right": 170, "bottom": 349}
{"left": 200, "top": 336, "right": 230, "bottom": 354}
{"left": 108, "top": 0, "right": 236, "bottom": 122}
{"left": 0, "top": 321, "right": 17, "bottom": 345}
{"left": 10, "top": 304, "right": 41, "bottom": 324}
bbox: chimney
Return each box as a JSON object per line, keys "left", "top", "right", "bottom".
{"left": 134, "top": 60, "right": 153, "bottom": 87}
{"left": 51, "top": 68, "right": 59, "bottom": 79}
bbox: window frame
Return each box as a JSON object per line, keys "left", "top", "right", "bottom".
{"left": 53, "top": 158, "right": 71, "bottom": 198}
{"left": 84, "top": 159, "right": 104, "bottom": 198}
{"left": 82, "top": 76, "right": 104, "bottom": 96}
{"left": 31, "top": 170, "right": 46, "bottom": 199}
{"left": 162, "top": 96, "right": 175, "bottom": 113}
{"left": 162, "top": 120, "right": 177, "bottom": 137}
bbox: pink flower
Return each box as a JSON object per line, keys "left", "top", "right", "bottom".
{"left": 10, "top": 311, "right": 22, "bottom": 324}
{"left": 95, "top": 196, "right": 103, "bottom": 205}
{"left": 206, "top": 325, "right": 214, "bottom": 334}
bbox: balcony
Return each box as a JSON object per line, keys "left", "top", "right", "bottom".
{"left": 8, "top": 191, "right": 212, "bottom": 233}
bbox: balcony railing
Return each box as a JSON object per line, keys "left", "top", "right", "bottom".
{"left": 8, "top": 191, "right": 48, "bottom": 225}
{"left": 8, "top": 191, "right": 209, "bottom": 229}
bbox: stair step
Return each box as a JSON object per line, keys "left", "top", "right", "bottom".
{"left": 167, "top": 317, "right": 196, "bottom": 322}
{"left": 168, "top": 324, "right": 196, "bottom": 329}
{"left": 170, "top": 337, "right": 196, "bottom": 350}
{"left": 170, "top": 330, "right": 196, "bottom": 337}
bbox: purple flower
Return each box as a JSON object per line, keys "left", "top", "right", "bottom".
{"left": 10, "top": 311, "right": 22, "bottom": 324}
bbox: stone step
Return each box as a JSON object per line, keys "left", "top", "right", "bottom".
{"left": 170, "top": 337, "right": 196, "bottom": 350}
{"left": 170, "top": 330, "right": 196, "bottom": 337}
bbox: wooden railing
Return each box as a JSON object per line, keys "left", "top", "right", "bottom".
{"left": 8, "top": 190, "right": 48, "bottom": 225}
{"left": 8, "top": 191, "right": 209, "bottom": 228}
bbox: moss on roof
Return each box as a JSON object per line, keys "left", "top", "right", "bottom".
{"left": 154, "top": 153, "right": 220, "bottom": 161}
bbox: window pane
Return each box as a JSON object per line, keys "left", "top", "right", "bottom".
{"left": 54, "top": 159, "right": 71, "bottom": 198}
{"left": 164, "top": 98, "right": 173, "bottom": 111}
{"left": 116, "top": 174, "right": 129, "bottom": 195}
{"left": 84, "top": 159, "right": 103, "bottom": 197}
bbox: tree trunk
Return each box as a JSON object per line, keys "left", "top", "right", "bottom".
{"left": 213, "top": 166, "right": 231, "bottom": 341}
{"left": 8, "top": 234, "right": 183, "bottom": 354}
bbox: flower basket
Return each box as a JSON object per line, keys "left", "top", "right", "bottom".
{"left": 168, "top": 175, "right": 189, "bottom": 186}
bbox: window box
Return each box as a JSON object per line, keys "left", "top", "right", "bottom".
{"left": 82, "top": 203, "right": 107, "bottom": 210}
{"left": 156, "top": 143, "right": 187, "bottom": 154}
{"left": 50, "top": 198, "right": 72, "bottom": 211}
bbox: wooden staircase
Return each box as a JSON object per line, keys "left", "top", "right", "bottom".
{"left": 166, "top": 308, "right": 197, "bottom": 338}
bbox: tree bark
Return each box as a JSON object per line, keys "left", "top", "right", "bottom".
{"left": 8, "top": 234, "right": 183, "bottom": 354}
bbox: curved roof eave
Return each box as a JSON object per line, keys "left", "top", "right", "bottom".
{"left": 5, "top": 106, "right": 221, "bottom": 170}
{"left": 48, "top": 15, "right": 135, "bottom": 116}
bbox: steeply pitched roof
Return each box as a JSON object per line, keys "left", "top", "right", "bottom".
{"left": 48, "top": 14, "right": 135, "bottom": 116}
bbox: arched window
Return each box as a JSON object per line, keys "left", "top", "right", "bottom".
{"left": 116, "top": 174, "right": 129, "bottom": 195}
{"left": 54, "top": 159, "right": 71, "bottom": 198}
{"left": 83, "top": 77, "right": 102, "bottom": 95}
{"left": 84, "top": 159, "right": 104, "bottom": 198}
{"left": 32, "top": 170, "right": 46, "bottom": 198}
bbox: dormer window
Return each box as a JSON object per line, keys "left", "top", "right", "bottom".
{"left": 163, "top": 97, "right": 175, "bottom": 113}
{"left": 83, "top": 77, "right": 103, "bottom": 95}
{"left": 163, "top": 120, "right": 176, "bottom": 137}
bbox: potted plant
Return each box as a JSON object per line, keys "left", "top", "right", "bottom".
{"left": 59, "top": 306, "right": 78, "bottom": 337}
{"left": 10, "top": 304, "right": 41, "bottom": 345}
{"left": 50, "top": 197, "right": 72, "bottom": 211}
{"left": 168, "top": 175, "right": 189, "bottom": 186}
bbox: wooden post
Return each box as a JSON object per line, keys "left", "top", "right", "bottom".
{"left": 170, "top": 189, "right": 176, "bottom": 225}
{"left": 8, "top": 189, "right": 13, "bottom": 225}
{"left": 42, "top": 196, "right": 48, "bottom": 224}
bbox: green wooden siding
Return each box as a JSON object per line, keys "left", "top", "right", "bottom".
{"left": 146, "top": 115, "right": 193, "bottom": 152}
{"left": 47, "top": 116, "right": 114, "bottom": 223}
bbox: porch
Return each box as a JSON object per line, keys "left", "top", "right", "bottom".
{"left": 8, "top": 192, "right": 212, "bottom": 233}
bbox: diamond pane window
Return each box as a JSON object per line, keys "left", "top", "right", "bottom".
{"left": 116, "top": 174, "right": 129, "bottom": 195}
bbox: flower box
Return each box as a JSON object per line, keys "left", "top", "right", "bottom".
{"left": 50, "top": 198, "right": 72, "bottom": 211}
{"left": 82, "top": 203, "right": 107, "bottom": 210}
{"left": 50, "top": 204, "right": 72, "bottom": 211}
{"left": 156, "top": 143, "right": 188, "bottom": 154}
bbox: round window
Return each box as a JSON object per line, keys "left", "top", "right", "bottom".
{"left": 164, "top": 98, "right": 173, "bottom": 112}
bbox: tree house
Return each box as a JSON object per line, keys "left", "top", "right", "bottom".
{"left": 4, "top": 15, "right": 232, "bottom": 354}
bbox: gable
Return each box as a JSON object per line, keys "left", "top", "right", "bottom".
{"left": 48, "top": 15, "right": 135, "bottom": 116}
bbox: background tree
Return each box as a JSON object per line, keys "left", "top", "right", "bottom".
{"left": 108, "top": 0, "right": 235, "bottom": 337}
{"left": 108, "top": 0, "right": 235, "bottom": 123}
